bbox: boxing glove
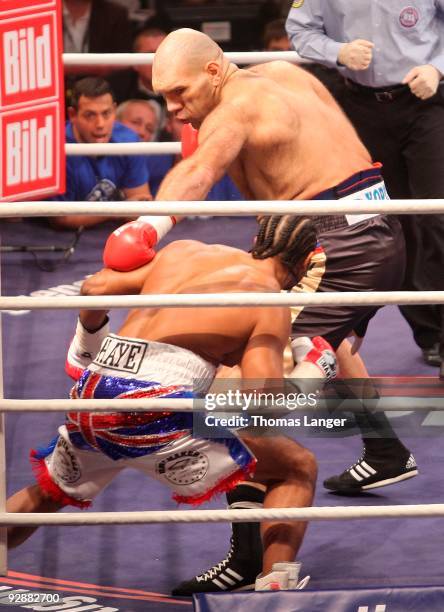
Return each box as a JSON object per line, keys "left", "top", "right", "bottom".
{"left": 290, "top": 336, "right": 337, "bottom": 381}
{"left": 103, "top": 215, "right": 176, "bottom": 271}
{"left": 181, "top": 123, "right": 198, "bottom": 158}
{"left": 65, "top": 317, "right": 110, "bottom": 380}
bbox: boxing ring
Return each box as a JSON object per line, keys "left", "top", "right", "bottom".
{"left": 2, "top": 49, "right": 444, "bottom": 612}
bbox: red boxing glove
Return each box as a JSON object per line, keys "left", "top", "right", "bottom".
{"left": 181, "top": 123, "right": 198, "bottom": 158}
{"left": 103, "top": 215, "right": 176, "bottom": 271}
{"left": 291, "top": 336, "right": 337, "bottom": 381}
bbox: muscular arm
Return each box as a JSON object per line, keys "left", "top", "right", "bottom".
{"left": 81, "top": 261, "right": 154, "bottom": 297}
{"left": 78, "top": 261, "right": 154, "bottom": 330}
{"left": 240, "top": 307, "right": 290, "bottom": 380}
{"left": 156, "top": 104, "right": 248, "bottom": 201}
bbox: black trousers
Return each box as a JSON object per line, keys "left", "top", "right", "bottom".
{"left": 338, "top": 84, "right": 444, "bottom": 355}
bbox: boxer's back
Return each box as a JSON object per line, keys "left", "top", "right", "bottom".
{"left": 118, "top": 240, "right": 288, "bottom": 366}
{"left": 221, "top": 61, "right": 372, "bottom": 200}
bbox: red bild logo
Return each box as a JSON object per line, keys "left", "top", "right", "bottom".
{"left": 0, "top": 13, "right": 58, "bottom": 108}
{"left": 1, "top": 104, "right": 60, "bottom": 198}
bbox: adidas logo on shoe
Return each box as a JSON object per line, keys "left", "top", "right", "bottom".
{"left": 324, "top": 451, "right": 419, "bottom": 493}
{"left": 406, "top": 454, "right": 417, "bottom": 469}
{"left": 172, "top": 536, "right": 259, "bottom": 596}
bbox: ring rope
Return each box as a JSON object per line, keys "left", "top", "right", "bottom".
{"left": 2, "top": 201, "right": 444, "bottom": 217}
{"left": 63, "top": 51, "right": 307, "bottom": 67}
{"left": 65, "top": 142, "right": 181, "bottom": 156}
{"left": 2, "top": 291, "right": 444, "bottom": 311}
{"left": 1, "top": 504, "right": 444, "bottom": 526}
{"left": 0, "top": 398, "right": 441, "bottom": 413}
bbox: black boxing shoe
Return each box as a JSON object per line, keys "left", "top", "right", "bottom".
{"left": 172, "top": 484, "right": 264, "bottom": 596}
{"left": 324, "top": 448, "right": 418, "bottom": 493}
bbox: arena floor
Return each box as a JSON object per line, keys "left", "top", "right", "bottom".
{"left": 1, "top": 217, "right": 443, "bottom": 612}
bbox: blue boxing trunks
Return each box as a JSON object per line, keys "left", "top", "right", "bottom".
{"left": 289, "top": 163, "right": 406, "bottom": 348}
{"left": 31, "top": 335, "right": 256, "bottom": 507}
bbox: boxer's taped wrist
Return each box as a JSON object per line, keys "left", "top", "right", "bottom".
{"left": 76, "top": 316, "right": 110, "bottom": 353}
{"left": 138, "top": 215, "right": 175, "bottom": 241}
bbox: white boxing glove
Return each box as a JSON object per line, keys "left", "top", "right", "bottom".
{"left": 65, "top": 317, "right": 110, "bottom": 380}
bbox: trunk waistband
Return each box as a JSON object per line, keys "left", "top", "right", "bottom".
{"left": 312, "top": 166, "right": 387, "bottom": 233}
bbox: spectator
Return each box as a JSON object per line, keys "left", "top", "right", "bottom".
{"left": 63, "top": 0, "right": 132, "bottom": 54}
{"left": 116, "top": 99, "right": 161, "bottom": 142}
{"left": 286, "top": 1, "right": 444, "bottom": 375}
{"left": 63, "top": 0, "right": 134, "bottom": 111}
{"left": 263, "top": 18, "right": 291, "bottom": 51}
{"left": 108, "top": 24, "right": 168, "bottom": 110}
{"left": 50, "top": 78, "right": 151, "bottom": 229}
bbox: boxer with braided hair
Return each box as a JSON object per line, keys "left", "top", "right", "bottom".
{"left": 7, "top": 236, "right": 335, "bottom": 592}
{"left": 252, "top": 216, "right": 318, "bottom": 270}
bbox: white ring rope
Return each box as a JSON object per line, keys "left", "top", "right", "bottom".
{"left": 0, "top": 398, "right": 441, "bottom": 413}
{"left": 1, "top": 504, "right": 444, "bottom": 526}
{"left": 65, "top": 142, "right": 181, "bottom": 156}
{"left": 63, "top": 51, "right": 307, "bottom": 67}
{"left": 2, "top": 201, "right": 444, "bottom": 217}
{"left": 2, "top": 291, "right": 444, "bottom": 311}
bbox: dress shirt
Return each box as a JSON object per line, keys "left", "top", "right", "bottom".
{"left": 286, "top": 0, "right": 444, "bottom": 87}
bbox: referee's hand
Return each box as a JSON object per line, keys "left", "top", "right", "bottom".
{"left": 337, "top": 39, "right": 374, "bottom": 71}
{"left": 402, "top": 64, "right": 442, "bottom": 100}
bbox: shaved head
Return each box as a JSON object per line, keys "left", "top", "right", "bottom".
{"left": 151, "top": 28, "right": 236, "bottom": 127}
{"left": 153, "top": 28, "right": 223, "bottom": 92}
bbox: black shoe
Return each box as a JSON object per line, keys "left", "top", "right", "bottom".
{"left": 172, "top": 533, "right": 261, "bottom": 596}
{"left": 422, "top": 343, "right": 442, "bottom": 367}
{"left": 172, "top": 485, "right": 264, "bottom": 596}
{"left": 324, "top": 451, "right": 418, "bottom": 493}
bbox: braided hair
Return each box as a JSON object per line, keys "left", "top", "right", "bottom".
{"left": 251, "top": 215, "right": 317, "bottom": 269}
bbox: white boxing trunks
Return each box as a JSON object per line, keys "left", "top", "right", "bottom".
{"left": 31, "top": 335, "right": 256, "bottom": 507}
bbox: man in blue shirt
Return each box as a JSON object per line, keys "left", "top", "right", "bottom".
{"left": 286, "top": 0, "right": 444, "bottom": 377}
{"left": 51, "top": 77, "right": 150, "bottom": 229}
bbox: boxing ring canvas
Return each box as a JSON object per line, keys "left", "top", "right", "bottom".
{"left": 1, "top": 216, "right": 444, "bottom": 612}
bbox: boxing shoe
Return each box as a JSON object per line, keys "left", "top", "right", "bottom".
{"left": 422, "top": 343, "right": 442, "bottom": 367}
{"left": 172, "top": 535, "right": 261, "bottom": 595}
{"left": 324, "top": 447, "right": 418, "bottom": 493}
{"left": 172, "top": 484, "right": 263, "bottom": 596}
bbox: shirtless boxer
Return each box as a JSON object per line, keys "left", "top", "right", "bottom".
{"left": 101, "top": 29, "right": 416, "bottom": 594}
{"left": 7, "top": 217, "right": 336, "bottom": 591}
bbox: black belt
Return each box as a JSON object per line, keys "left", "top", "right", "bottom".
{"left": 344, "top": 78, "right": 411, "bottom": 103}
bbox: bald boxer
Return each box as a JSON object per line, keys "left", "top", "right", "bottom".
{"left": 7, "top": 216, "right": 336, "bottom": 592}
{"left": 99, "top": 28, "right": 414, "bottom": 595}
{"left": 94, "top": 29, "right": 416, "bottom": 595}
